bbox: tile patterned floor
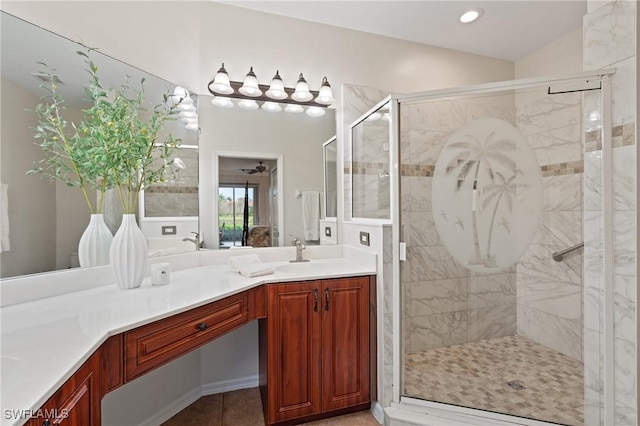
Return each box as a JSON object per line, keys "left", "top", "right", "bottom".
{"left": 404, "top": 335, "right": 584, "bottom": 426}
{"left": 162, "top": 387, "right": 379, "bottom": 426}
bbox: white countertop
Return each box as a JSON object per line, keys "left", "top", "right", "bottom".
{"left": 0, "top": 246, "right": 376, "bottom": 426}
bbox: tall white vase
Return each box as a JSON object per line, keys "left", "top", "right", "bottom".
{"left": 110, "top": 214, "right": 148, "bottom": 290}
{"left": 78, "top": 214, "right": 113, "bottom": 267}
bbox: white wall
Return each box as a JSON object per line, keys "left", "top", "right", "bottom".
{"left": 1, "top": 2, "right": 513, "bottom": 100}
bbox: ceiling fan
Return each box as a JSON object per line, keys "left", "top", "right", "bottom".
{"left": 238, "top": 161, "right": 267, "bottom": 175}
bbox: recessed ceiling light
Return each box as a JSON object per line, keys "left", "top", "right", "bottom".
{"left": 460, "top": 8, "right": 484, "bottom": 24}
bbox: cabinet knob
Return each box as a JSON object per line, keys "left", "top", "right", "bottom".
{"left": 197, "top": 322, "right": 208, "bottom": 331}
{"left": 42, "top": 420, "right": 51, "bottom": 426}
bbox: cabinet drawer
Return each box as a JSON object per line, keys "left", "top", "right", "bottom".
{"left": 125, "top": 292, "right": 249, "bottom": 381}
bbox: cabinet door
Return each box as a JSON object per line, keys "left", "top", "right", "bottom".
{"left": 33, "top": 352, "right": 101, "bottom": 425}
{"left": 267, "top": 282, "right": 322, "bottom": 423}
{"left": 321, "top": 277, "right": 370, "bottom": 411}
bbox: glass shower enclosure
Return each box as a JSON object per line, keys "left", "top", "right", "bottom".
{"left": 353, "top": 71, "right": 613, "bottom": 425}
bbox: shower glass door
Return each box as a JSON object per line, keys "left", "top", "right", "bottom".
{"left": 398, "top": 79, "right": 606, "bottom": 426}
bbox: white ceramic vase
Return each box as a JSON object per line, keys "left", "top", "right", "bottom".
{"left": 110, "top": 214, "right": 148, "bottom": 290}
{"left": 78, "top": 214, "right": 113, "bottom": 267}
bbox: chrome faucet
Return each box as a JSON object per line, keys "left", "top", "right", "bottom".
{"left": 290, "top": 237, "right": 309, "bottom": 263}
{"left": 182, "top": 232, "right": 200, "bottom": 251}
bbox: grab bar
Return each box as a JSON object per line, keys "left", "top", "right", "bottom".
{"left": 552, "top": 242, "right": 584, "bottom": 262}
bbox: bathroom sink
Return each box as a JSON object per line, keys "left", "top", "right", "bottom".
{"left": 275, "top": 262, "right": 330, "bottom": 275}
{"left": 1, "top": 356, "right": 24, "bottom": 388}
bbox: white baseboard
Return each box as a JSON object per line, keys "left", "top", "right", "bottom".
{"left": 201, "top": 375, "right": 259, "bottom": 395}
{"left": 139, "top": 386, "right": 201, "bottom": 426}
{"left": 138, "top": 376, "right": 259, "bottom": 426}
{"left": 371, "top": 400, "right": 384, "bottom": 424}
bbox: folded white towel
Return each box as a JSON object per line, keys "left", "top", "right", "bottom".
{"left": 0, "top": 183, "right": 9, "bottom": 252}
{"left": 228, "top": 254, "right": 261, "bottom": 272}
{"left": 302, "top": 191, "right": 320, "bottom": 241}
{"left": 238, "top": 263, "right": 274, "bottom": 278}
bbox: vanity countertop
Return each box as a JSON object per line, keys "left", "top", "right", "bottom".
{"left": 0, "top": 246, "right": 376, "bottom": 426}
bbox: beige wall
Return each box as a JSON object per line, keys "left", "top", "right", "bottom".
{"left": 0, "top": 77, "right": 57, "bottom": 277}
{"left": 515, "top": 28, "right": 583, "bottom": 78}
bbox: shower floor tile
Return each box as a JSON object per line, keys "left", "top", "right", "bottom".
{"left": 404, "top": 335, "right": 584, "bottom": 426}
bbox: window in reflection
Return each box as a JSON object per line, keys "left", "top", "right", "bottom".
{"left": 218, "top": 184, "right": 257, "bottom": 248}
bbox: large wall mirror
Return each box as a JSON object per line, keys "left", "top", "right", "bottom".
{"left": 198, "top": 97, "right": 336, "bottom": 250}
{"left": 0, "top": 12, "right": 198, "bottom": 278}
{"left": 0, "top": 11, "right": 339, "bottom": 278}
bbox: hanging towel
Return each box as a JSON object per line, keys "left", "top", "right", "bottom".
{"left": 302, "top": 191, "right": 320, "bottom": 241}
{"left": 0, "top": 183, "right": 9, "bottom": 252}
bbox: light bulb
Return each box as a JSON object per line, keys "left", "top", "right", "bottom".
{"left": 284, "top": 104, "right": 304, "bottom": 114}
{"left": 239, "top": 66, "right": 262, "bottom": 97}
{"left": 460, "top": 8, "right": 483, "bottom": 23}
{"left": 306, "top": 106, "right": 325, "bottom": 117}
{"left": 185, "top": 122, "right": 199, "bottom": 130}
{"left": 177, "top": 96, "right": 196, "bottom": 112}
{"left": 171, "top": 86, "right": 188, "bottom": 105}
{"left": 261, "top": 101, "right": 282, "bottom": 112}
{"left": 291, "top": 73, "right": 312, "bottom": 102}
{"left": 211, "top": 96, "right": 234, "bottom": 108}
{"left": 315, "top": 77, "right": 335, "bottom": 105}
{"left": 238, "top": 99, "right": 259, "bottom": 110}
{"left": 209, "top": 63, "right": 234, "bottom": 95}
{"left": 179, "top": 110, "right": 197, "bottom": 118}
{"left": 266, "top": 71, "right": 287, "bottom": 100}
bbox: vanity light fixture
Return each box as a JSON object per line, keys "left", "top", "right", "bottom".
{"left": 171, "top": 86, "right": 199, "bottom": 130}
{"left": 262, "top": 101, "right": 282, "bottom": 112}
{"left": 305, "top": 106, "right": 325, "bottom": 117}
{"left": 460, "top": 8, "right": 484, "bottom": 23}
{"left": 210, "top": 63, "right": 234, "bottom": 94}
{"left": 315, "top": 77, "right": 335, "bottom": 105}
{"left": 266, "top": 71, "right": 288, "bottom": 100}
{"left": 207, "top": 64, "right": 334, "bottom": 117}
{"left": 238, "top": 99, "right": 260, "bottom": 110}
{"left": 185, "top": 122, "right": 199, "bottom": 131}
{"left": 211, "top": 96, "right": 234, "bottom": 108}
{"left": 239, "top": 67, "right": 262, "bottom": 97}
{"left": 291, "top": 73, "right": 313, "bottom": 102}
{"left": 284, "top": 104, "right": 304, "bottom": 114}
{"left": 177, "top": 96, "right": 196, "bottom": 112}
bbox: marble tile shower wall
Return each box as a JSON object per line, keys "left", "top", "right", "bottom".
{"left": 342, "top": 85, "right": 388, "bottom": 220}
{"left": 515, "top": 90, "right": 584, "bottom": 361}
{"left": 583, "top": 1, "right": 637, "bottom": 425}
{"left": 342, "top": 84, "right": 393, "bottom": 407}
{"left": 144, "top": 148, "right": 199, "bottom": 217}
{"left": 400, "top": 98, "right": 519, "bottom": 356}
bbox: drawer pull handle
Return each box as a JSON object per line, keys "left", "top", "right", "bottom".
{"left": 325, "top": 288, "right": 330, "bottom": 311}
{"left": 43, "top": 420, "right": 51, "bottom": 426}
{"left": 313, "top": 288, "right": 319, "bottom": 312}
{"left": 197, "top": 322, "right": 208, "bottom": 331}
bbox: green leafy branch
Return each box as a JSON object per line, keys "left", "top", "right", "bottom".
{"left": 29, "top": 49, "right": 182, "bottom": 215}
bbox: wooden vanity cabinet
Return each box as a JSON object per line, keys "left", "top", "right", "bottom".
{"left": 260, "top": 276, "right": 371, "bottom": 425}
{"left": 28, "top": 352, "right": 101, "bottom": 426}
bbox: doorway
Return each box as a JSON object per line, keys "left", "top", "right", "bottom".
{"left": 213, "top": 152, "right": 284, "bottom": 248}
